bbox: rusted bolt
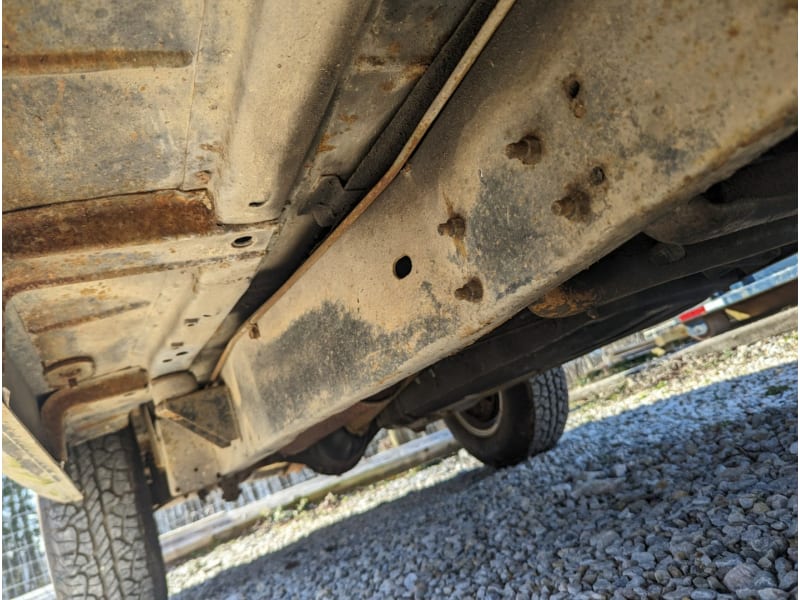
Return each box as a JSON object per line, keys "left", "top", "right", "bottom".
{"left": 590, "top": 166, "right": 605, "bottom": 185}
{"left": 454, "top": 278, "right": 483, "bottom": 302}
{"left": 505, "top": 135, "right": 542, "bottom": 165}
{"left": 551, "top": 189, "right": 591, "bottom": 222}
{"left": 649, "top": 242, "right": 686, "bottom": 265}
{"left": 437, "top": 216, "right": 466, "bottom": 238}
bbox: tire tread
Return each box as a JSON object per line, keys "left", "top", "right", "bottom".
{"left": 39, "top": 427, "right": 167, "bottom": 600}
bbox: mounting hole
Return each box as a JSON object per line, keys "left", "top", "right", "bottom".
{"left": 565, "top": 77, "right": 581, "bottom": 99}
{"left": 232, "top": 235, "right": 254, "bottom": 248}
{"left": 248, "top": 201, "right": 266, "bottom": 208}
{"left": 393, "top": 256, "right": 413, "bottom": 279}
{"left": 176, "top": 351, "right": 189, "bottom": 356}
{"left": 162, "top": 358, "right": 172, "bottom": 363}
{"left": 193, "top": 467, "right": 199, "bottom": 472}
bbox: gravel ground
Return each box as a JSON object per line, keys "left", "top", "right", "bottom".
{"left": 168, "top": 332, "right": 798, "bottom": 600}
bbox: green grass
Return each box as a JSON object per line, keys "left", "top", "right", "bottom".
{"left": 765, "top": 384, "right": 791, "bottom": 397}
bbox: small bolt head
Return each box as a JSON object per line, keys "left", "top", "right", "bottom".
{"left": 438, "top": 216, "right": 466, "bottom": 238}
{"left": 505, "top": 135, "right": 542, "bottom": 166}
{"left": 552, "top": 190, "right": 591, "bottom": 222}
{"left": 454, "top": 278, "right": 483, "bottom": 302}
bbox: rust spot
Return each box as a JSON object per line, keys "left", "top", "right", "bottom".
{"left": 41, "top": 369, "right": 149, "bottom": 459}
{"left": 3, "top": 190, "right": 217, "bottom": 258}
{"left": 380, "top": 80, "right": 396, "bottom": 92}
{"left": 529, "top": 285, "right": 599, "bottom": 318}
{"left": 357, "top": 55, "right": 385, "bottom": 67}
{"left": 317, "top": 133, "right": 335, "bottom": 153}
{"left": 200, "top": 142, "right": 226, "bottom": 159}
{"left": 387, "top": 41, "right": 402, "bottom": 57}
{"left": 249, "top": 323, "right": 261, "bottom": 339}
{"left": 402, "top": 63, "right": 428, "bottom": 81}
{"left": 454, "top": 278, "right": 483, "bottom": 302}
{"left": 338, "top": 113, "right": 358, "bottom": 124}
{"left": 27, "top": 301, "right": 149, "bottom": 334}
{"left": 2, "top": 49, "right": 193, "bottom": 76}
{"left": 551, "top": 188, "right": 592, "bottom": 222}
{"left": 195, "top": 170, "right": 211, "bottom": 184}
{"left": 728, "top": 24, "right": 740, "bottom": 38}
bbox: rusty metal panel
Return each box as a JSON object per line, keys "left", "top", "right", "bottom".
{"left": 40, "top": 369, "right": 150, "bottom": 459}
{"left": 212, "top": 0, "right": 797, "bottom": 470}
{"left": 2, "top": 0, "right": 203, "bottom": 210}
{"left": 3, "top": 190, "right": 275, "bottom": 399}
{"left": 2, "top": 0, "right": 200, "bottom": 65}
{"left": 294, "top": 0, "right": 475, "bottom": 196}
{"left": 182, "top": 0, "right": 370, "bottom": 224}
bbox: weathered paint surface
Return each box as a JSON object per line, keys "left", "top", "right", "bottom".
{"left": 41, "top": 369, "right": 150, "bottom": 459}
{"left": 2, "top": 401, "right": 83, "bottom": 503}
{"left": 212, "top": 0, "right": 797, "bottom": 476}
{"left": 1, "top": 0, "right": 797, "bottom": 497}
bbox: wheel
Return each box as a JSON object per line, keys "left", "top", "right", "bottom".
{"left": 688, "top": 310, "right": 732, "bottom": 340}
{"left": 39, "top": 426, "right": 167, "bottom": 600}
{"left": 444, "top": 366, "right": 569, "bottom": 467}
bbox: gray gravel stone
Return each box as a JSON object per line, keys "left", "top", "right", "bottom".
{"left": 690, "top": 590, "right": 718, "bottom": 600}
{"left": 166, "top": 334, "right": 798, "bottom": 600}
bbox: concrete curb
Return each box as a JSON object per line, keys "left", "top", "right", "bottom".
{"left": 159, "top": 429, "right": 460, "bottom": 564}
{"left": 570, "top": 306, "right": 797, "bottom": 405}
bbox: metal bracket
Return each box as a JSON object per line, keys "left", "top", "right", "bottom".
{"left": 156, "top": 386, "right": 241, "bottom": 448}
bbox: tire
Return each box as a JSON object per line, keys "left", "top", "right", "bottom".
{"left": 692, "top": 311, "right": 733, "bottom": 340}
{"left": 39, "top": 427, "right": 167, "bottom": 600}
{"left": 444, "top": 366, "right": 569, "bottom": 467}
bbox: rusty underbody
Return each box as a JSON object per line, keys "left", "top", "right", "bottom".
{"left": 2, "top": 0, "right": 797, "bottom": 504}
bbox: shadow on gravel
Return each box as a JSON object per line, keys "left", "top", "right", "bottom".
{"left": 169, "top": 363, "right": 797, "bottom": 599}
